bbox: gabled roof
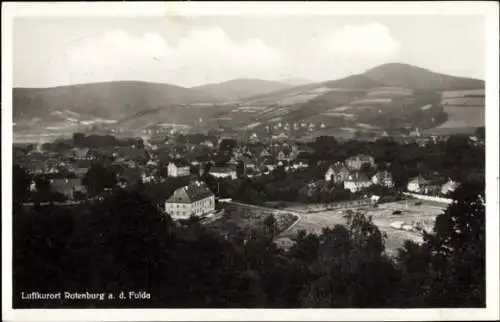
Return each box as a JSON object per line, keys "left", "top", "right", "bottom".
{"left": 373, "top": 170, "right": 393, "bottom": 180}
{"left": 408, "top": 175, "right": 430, "bottom": 185}
{"left": 327, "top": 163, "right": 350, "bottom": 174}
{"left": 51, "top": 178, "right": 86, "bottom": 194}
{"left": 346, "top": 172, "right": 370, "bottom": 183}
{"left": 166, "top": 181, "right": 214, "bottom": 203}
{"left": 346, "top": 154, "right": 373, "bottom": 162}
{"left": 442, "top": 179, "right": 460, "bottom": 191}
{"left": 169, "top": 158, "right": 190, "bottom": 167}
{"left": 209, "top": 166, "right": 236, "bottom": 174}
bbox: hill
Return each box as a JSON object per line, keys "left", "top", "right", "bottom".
{"left": 363, "top": 63, "right": 485, "bottom": 91}
{"left": 13, "top": 81, "right": 216, "bottom": 121}
{"left": 13, "top": 63, "right": 485, "bottom": 139}
{"left": 205, "top": 63, "right": 485, "bottom": 137}
{"left": 278, "top": 78, "right": 313, "bottom": 86}
{"left": 191, "top": 78, "right": 291, "bottom": 101}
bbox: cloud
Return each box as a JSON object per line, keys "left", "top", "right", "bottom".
{"left": 291, "top": 22, "right": 401, "bottom": 80}
{"left": 40, "top": 22, "right": 399, "bottom": 87}
{"left": 318, "top": 22, "right": 400, "bottom": 56}
{"left": 43, "top": 27, "right": 285, "bottom": 87}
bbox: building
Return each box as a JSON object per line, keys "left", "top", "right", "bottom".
{"left": 50, "top": 178, "right": 86, "bottom": 200}
{"left": 72, "top": 148, "right": 95, "bottom": 161}
{"left": 407, "top": 175, "right": 431, "bottom": 193}
{"left": 165, "top": 181, "right": 215, "bottom": 219}
{"left": 208, "top": 167, "right": 238, "bottom": 179}
{"left": 324, "top": 162, "right": 351, "bottom": 183}
{"left": 343, "top": 172, "right": 373, "bottom": 193}
{"left": 168, "top": 159, "right": 191, "bottom": 177}
{"left": 441, "top": 179, "right": 460, "bottom": 196}
{"left": 372, "top": 171, "right": 395, "bottom": 188}
{"left": 345, "top": 154, "right": 375, "bottom": 171}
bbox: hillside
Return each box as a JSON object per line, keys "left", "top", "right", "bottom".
{"left": 191, "top": 78, "right": 291, "bottom": 101}
{"left": 13, "top": 63, "right": 485, "bottom": 138}
{"left": 13, "top": 81, "right": 216, "bottom": 121}
{"left": 278, "top": 78, "right": 313, "bottom": 86}
{"left": 363, "top": 63, "right": 485, "bottom": 91}
{"left": 206, "top": 63, "right": 485, "bottom": 136}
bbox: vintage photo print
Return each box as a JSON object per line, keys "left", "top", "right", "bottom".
{"left": 2, "top": 2, "right": 499, "bottom": 321}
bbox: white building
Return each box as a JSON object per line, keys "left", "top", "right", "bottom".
{"left": 167, "top": 159, "right": 191, "bottom": 177}
{"left": 165, "top": 181, "right": 215, "bottom": 219}
{"left": 372, "top": 171, "right": 395, "bottom": 188}
{"left": 324, "top": 163, "right": 351, "bottom": 183}
{"left": 208, "top": 167, "right": 238, "bottom": 179}
{"left": 343, "top": 173, "right": 373, "bottom": 193}
{"left": 407, "top": 175, "right": 430, "bottom": 193}
{"left": 441, "top": 179, "right": 460, "bottom": 196}
{"left": 345, "top": 154, "right": 375, "bottom": 171}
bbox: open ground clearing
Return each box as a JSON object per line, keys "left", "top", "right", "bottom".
{"left": 279, "top": 200, "right": 446, "bottom": 257}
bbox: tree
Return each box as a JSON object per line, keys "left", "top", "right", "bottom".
{"left": 263, "top": 214, "right": 278, "bottom": 239}
{"left": 13, "top": 164, "right": 31, "bottom": 203}
{"left": 396, "top": 181, "right": 486, "bottom": 307}
{"left": 219, "top": 138, "right": 237, "bottom": 153}
{"left": 82, "top": 164, "right": 117, "bottom": 196}
{"left": 72, "top": 133, "right": 86, "bottom": 147}
{"left": 298, "top": 212, "right": 398, "bottom": 308}
{"left": 475, "top": 126, "right": 485, "bottom": 139}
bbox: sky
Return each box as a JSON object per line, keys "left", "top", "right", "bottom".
{"left": 13, "top": 15, "right": 485, "bottom": 88}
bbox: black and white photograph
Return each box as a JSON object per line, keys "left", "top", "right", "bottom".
{"left": 2, "top": 2, "right": 499, "bottom": 321}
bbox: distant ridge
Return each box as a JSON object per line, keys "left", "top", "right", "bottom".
{"left": 363, "top": 63, "right": 484, "bottom": 91}
{"left": 191, "top": 78, "right": 291, "bottom": 101}
{"left": 13, "top": 63, "right": 485, "bottom": 135}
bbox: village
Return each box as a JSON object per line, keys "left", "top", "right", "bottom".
{"left": 13, "top": 125, "right": 484, "bottom": 255}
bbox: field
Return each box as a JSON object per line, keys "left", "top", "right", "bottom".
{"left": 428, "top": 104, "right": 484, "bottom": 132}
{"left": 279, "top": 200, "right": 446, "bottom": 257}
{"left": 207, "top": 202, "right": 299, "bottom": 239}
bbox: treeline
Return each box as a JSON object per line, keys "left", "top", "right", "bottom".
{"left": 298, "top": 135, "right": 484, "bottom": 188}
{"left": 13, "top": 181, "right": 485, "bottom": 308}
{"left": 41, "top": 133, "right": 144, "bottom": 152}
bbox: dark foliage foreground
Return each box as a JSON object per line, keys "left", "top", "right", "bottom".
{"left": 13, "top": 182, "right": 484, "bottom": 308}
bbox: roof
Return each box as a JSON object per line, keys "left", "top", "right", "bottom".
{"left": 347, "top": 154, "right": 373, "bottom": 162}
{"left": 209, "top": 167, "right": 236, "bottom": 174}
{"left": 409, "top": 175, "right": 430, "bottom": 185}
{"left": 442, "top": 180, "right": 460, "bottom": 191}
{"left": 373, "top": 171, "right": 393, "bottom": 180}
{"left": 346, "top": 172, "right": 370, "bottom": 183}
{"left": 170, "top": 158, "right": 190, "bottom": 167}
{"left": 116, "top": 147, "right": 148, "bottom": 159}
{"left": 51, "top": 178, "right": 86, "bottom": 194}
{"left": 166, "top": 181, "right": 214, "bottom": 204}
{"left": 327, "top": 163, "right": 350, "bottom": 174}
{"left": 73, "top": 147, "right": 90, "bottom": 155}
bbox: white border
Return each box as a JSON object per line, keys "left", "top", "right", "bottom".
{"left": 2, "top": 2, "right": 499, "bottom": 321}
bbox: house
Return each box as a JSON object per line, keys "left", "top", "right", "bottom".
{"left": 343, "top": 172, "right": 373, "bottom": 193}
{"left": 50, "top": 178, "right": 86, "bottom": 200}
{"left": 345, "top": 154, "right": 375, "bottom": 171}
{"left": 407, "top": 175, "right": 431, "bottom": 193}
{"left": 372, "top": 171, "right": 395, "bottom": 188}
{"left": 441, "top": 179, "right": 460, "bottom": 196}
{"left": 238, "top": 155, "right": 256, "bottom": 171}
{"left": 165, "top": 181, "right": 215, "bottom": 219}
{"left": 116, "top": 147, "right": 149, "bottom": 164}
{"left": 167, "top": 159, "right": 191, "bottom": 177}
{"left": 208, "top": 166, "right": 238, "bottom": 179}
{"left": 324, "top": 163, "right": 351, "bottom": 183}
{"left": 409, "top": 128, "right": 421, "bottom": 138}
{"left": 72, "top": 148, "right": 94, "bottom": 160}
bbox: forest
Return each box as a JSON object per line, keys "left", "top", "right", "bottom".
{"left": 13, "top": 179, "right": 485, "bottom": 308}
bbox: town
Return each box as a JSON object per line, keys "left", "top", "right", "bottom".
{"left": 14, "top": 125, "right": 485, "bottom": 246}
